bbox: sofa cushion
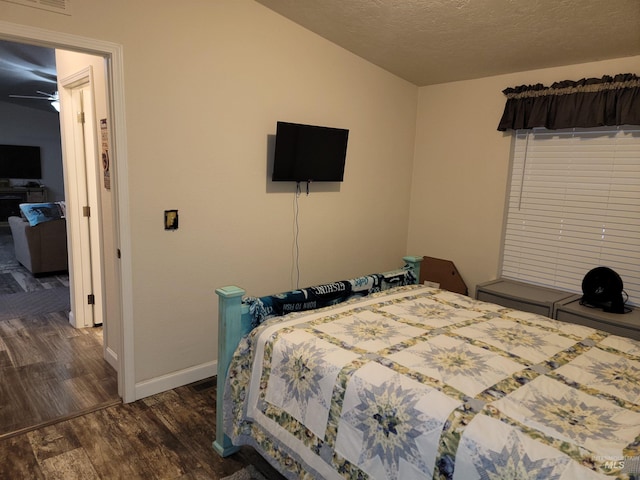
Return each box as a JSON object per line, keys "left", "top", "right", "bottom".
{"left": 19, "top": 202, "right": 64, "bottom": 227}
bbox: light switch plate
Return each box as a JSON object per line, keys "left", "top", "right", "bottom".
{"left": 164, "top": 210, "right": 178, "bottom": 230}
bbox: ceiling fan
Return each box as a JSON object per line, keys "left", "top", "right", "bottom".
{"left": 8, "top": 90, "right": 60, "bottom": 112}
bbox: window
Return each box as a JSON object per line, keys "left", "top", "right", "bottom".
{"left": 501, "top": 126, "right": 640, "bottom": 306}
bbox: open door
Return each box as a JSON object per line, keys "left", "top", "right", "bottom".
{"left": 59, "top": 67, "right": 104, "bottom": 329}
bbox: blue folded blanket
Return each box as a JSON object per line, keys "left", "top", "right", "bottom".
{"left": 244, "top": 267, "right": 416, "bottom": 327}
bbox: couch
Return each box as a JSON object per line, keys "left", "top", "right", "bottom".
{"left": 8, "top": 216, "right": 68, "bottom": 275}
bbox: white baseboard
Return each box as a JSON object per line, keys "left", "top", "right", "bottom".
{"left": 105, "top": 346, "right": 118, "bottom": 371}
{"left": 134, "top": 361, "right": 218, "bottom": 400}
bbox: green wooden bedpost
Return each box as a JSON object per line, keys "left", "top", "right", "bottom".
{"left": 213, "top": 285, "right": 245, "bottom": 457}
{"left": 403, "top": 255, "right": 424, "bottom": 283}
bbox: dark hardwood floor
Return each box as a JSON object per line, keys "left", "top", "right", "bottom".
{"left": 0, "top": 312, "right": 119, "bottom": 438}
{"left": 0, "top": 379, "right": 284, "bottom": 479}
{"left": 0, "top": 225, "right": 119, "bottom": 438}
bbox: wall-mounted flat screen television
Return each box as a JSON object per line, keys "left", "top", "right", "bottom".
{"left": 0, "top": 144, "right": 42, "bottom": 179}
{"left": 272, "top": 121, "right": 349, "bottom": 182}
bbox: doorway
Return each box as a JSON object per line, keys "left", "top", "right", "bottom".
{"left": 0, "top": 42, "right": 120, "bottom": 436}
{"left": 0, "top": 22, "right": 133, "bottom": 403}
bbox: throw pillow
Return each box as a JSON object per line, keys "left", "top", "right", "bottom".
{"left": 19, "top": 202, "right": 64, "bottom": 227}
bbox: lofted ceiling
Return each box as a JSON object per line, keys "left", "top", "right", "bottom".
{"left": 0, "top": 39, "right": 57, "bottom": 113}
{"left": 0, "top": 0, "right": 639, "bottom": 114}
{"left": 255, "top": 0, "right": 640, "bottom": 86}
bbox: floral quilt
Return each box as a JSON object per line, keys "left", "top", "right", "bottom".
{"left": 224, "top": 285, "right": 640, "bottom": 479}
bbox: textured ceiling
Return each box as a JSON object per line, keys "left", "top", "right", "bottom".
{"left": 1, "top": 0, "right": 639, "bottom": 113}
{"left": 255, "top": 0, "right": 640, "bottom": 86}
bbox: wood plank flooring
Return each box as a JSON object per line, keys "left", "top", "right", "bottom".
{"left": 0, "top": 379, "right": 285, "bottom": 480}
{"left": 0, "top": 311, "right": 119, "bottom": 438}
{"left": 0, "top": 226, "right": 119, "bottom": 439}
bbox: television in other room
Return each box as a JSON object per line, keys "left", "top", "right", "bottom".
{"left": 0, "top": 144, "right": 42, "bottom": 179}
{"left": 272, "top": 121, "right": 349, "bottom": 182}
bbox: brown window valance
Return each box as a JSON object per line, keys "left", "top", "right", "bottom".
{"left": 497, "top": 73, "right": 640, "bottom": 131}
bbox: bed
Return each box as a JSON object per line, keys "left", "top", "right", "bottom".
{"left": 214, "top": 256, "right": 640, "bottom": 479}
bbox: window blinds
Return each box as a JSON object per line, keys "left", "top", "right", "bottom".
{"left": 501, "top": 127, "right": 640, "bottom": 306}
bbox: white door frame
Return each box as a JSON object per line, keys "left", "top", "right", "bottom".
{"left": 59, "top": 68, "right": 104, "bottom": 330}
{"left": 0, "top": 21, "right": 135, "bottom": 402}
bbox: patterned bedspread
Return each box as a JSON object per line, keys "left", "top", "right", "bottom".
{"left": 224, "top": 285, "right": 640, "bottom": 479}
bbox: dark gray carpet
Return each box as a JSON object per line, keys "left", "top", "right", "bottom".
{"left": 0, "top": 272, "right": 23, "bottom": 295}
{"left": 0, "top": 227, "right": 18, "bottom": 269}
{"left": 0, "top": 287, "right": 70, "bottom": 320}
{"left": 0, "top": 227, "right": 70, "bottom": 319}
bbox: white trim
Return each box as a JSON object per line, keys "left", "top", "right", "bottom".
{"left": 0, "top": 20, "right": 135, "bottom": 403}
{"left": 59, "top": 67, "right": 99, "bottom": 329}
{"left": 105, "top": 346, "right": 118, "bottom": 371}
{"left": 134, "top": 361, "right": 218, "bottom": 400}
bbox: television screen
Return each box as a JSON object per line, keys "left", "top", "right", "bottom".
{"left": 272, "top": 122, "right": 349, "bottom": 182}
{"left": 0, "top": 144, "right": 42, "bottom": 179}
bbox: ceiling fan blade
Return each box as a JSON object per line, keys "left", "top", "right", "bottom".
{"left": 32, "top": 70, "right": 57, "bottom": 83}
{"left": 9, "top": 94, "right": 51, "bottom": 100}
{"left": 0, "top": 39, "right": 56, "bottom": 71}
{"left": 36, "top": 90, "right": 58, "bottom": 100}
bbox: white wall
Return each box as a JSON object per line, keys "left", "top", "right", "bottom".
{"left": 0, "top": 102, "right": 64, "bottom": 200}
{"left": 0, "top": 0, "right": 418, "bottom": 395}
{"left": 54, "top": 50, "right": 120, "bottom": 370}
{"left": 408, "top": 55, "right": 640, "bottom": 295}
